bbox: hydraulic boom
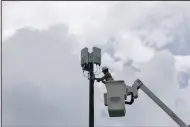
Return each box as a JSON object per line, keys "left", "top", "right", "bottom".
{"left": 133, "top": 79, "right": 189, "bottom": 127}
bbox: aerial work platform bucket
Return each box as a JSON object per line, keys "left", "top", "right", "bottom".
{"left": 104, "top": 80, "right": 127, "bottom": 117}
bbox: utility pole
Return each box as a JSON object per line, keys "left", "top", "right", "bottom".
{"left": 89, "top": 61, "right": 94, "bottom": 127}
{"left": 81, "top": 47, "right": 101, "bottom": 127}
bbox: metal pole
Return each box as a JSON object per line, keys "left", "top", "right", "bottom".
{"left": 89, "top": 62, "right": 94, "bottom": 127}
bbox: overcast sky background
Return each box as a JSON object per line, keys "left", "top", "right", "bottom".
{"left": 2, "top": 1, "right": 190, "bottom": 127}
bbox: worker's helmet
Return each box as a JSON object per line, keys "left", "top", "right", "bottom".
{"left": 102, "top": 66, "right": 108, "bottom": 72}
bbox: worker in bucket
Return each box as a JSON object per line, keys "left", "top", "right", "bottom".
{"left": 95, "top": 66, "right": 134, "bottom": 105}
{"left": 95, "top": 66, "right": 114, "bottom": 84}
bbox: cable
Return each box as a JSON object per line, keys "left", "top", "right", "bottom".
{"left": 82, "top": 64, "right": 101, "bottom": 79}
{"left": 94, "top": 65, "right": 101, "bottom": 75}
{"left": 83, "top": 70, "right": 89, "bottom": 78}
{"left": 94, "top": 65, "right": 99, "bottom": 75}
{"left": 82, "top": 65, "right": 89, "bottom": 79}
{"left": 94, "top": 65, "right": 98, "bottom": 74}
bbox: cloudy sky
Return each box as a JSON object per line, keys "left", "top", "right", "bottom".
{"left": 2, "top": 1, "right": 190, "bottom": 127}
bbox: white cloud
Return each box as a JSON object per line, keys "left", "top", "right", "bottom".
{"left": 2, "top": 1, "right": 115, "bottom": 41}
{"left": 113, "top": 30, "right": 155, "bottom": 63}
{"left": 175, "top": 55, "right": 190, "bottom": 72}
{"left": 101, "top": 52, "right": 124, "bottom": 73}
{"left": 2, "top": 1, "right": 190, "bottom": 127}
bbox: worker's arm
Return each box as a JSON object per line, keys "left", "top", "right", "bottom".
{"left": 95, "top": 77, "right": 106, "bottom": 83}
{"left": 96, "top": 74, "right": 108, "bottom": 81}
{"left": 95, "top": 77, "right": 106, "bottom": 84}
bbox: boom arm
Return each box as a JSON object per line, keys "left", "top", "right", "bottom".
{"left": 133, "top": 79, "right": 189, "bottom": 127}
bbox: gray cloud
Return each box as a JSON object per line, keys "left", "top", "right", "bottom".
{"left": 133, "top": 2, "right": 190, "bottom": 55}
{"left": 177, "top": 71, "right": 190, "bottom": 89}
{"left": 2, "top": 24, "right": 89, "bottom": 126}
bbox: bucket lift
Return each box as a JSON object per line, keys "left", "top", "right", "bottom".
{"left": 81, "top": 47, "right": 189, "bottom": 127}
{"left": 103, "top": 79, "right": 189, "bottom": 127}
{"left": 104, "top": 80, "right": 127, "bottom": 117}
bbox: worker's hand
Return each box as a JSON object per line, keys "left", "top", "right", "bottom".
{"left": 102, "top": 81, "right": 106, "bottom": 84}
{"left": 95, "top": 78, "right": 100, "bottom": 82}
